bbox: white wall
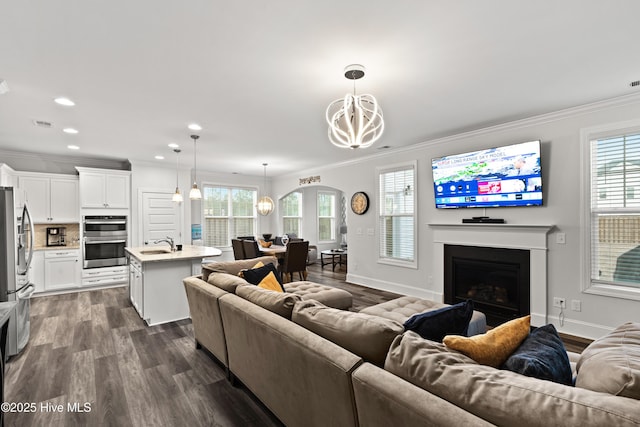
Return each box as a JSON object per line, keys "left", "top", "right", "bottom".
{"left": 272, "top": 94, "right": 640, "bottom": 340}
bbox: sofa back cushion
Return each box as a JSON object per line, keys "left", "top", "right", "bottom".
{"left": 385, "top": 331, "right": 640, "bottom": 426}
{"left": 202, "top": 256, "right": 278, "bottom": 280}
{"left": 207, "top": 272, "right": 249, "bottom": 293}
{"left": 235, "top": 285, "right": 301, "bottom": 319}
{"left": 292, "top": 300, "right": 403, "bottom": 366}
{"left": 576, "top": 322, "right": 640, "bottom": 400}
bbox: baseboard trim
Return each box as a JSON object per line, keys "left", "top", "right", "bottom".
{"left": 545, "top": 315, "right": 613, "bottom": 340}
{"left": 346, "top": 273, "right": 442, "bottom": 302}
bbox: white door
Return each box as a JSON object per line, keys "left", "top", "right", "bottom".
{"left": 142, "top": 192, "right": 182, "bottom": 246}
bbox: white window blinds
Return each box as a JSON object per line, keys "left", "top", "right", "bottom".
{"left": 318, "top": 191, "right": 336, "bottom": 241}
{"left": 378, "top": 164, "right": 415, "bottom": 265}
{"left": 282, "top": 192, "right": 302, "bottom": 236}
{"left": 590, "top": 133, "right": 640, "bottom": 287}
{"left": 203, "top": 185, "right": 257, "bottom": 247}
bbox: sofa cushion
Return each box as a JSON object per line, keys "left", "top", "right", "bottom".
{"left": 207, "top": 272, "right": 249, "bottom": 293}
{"left": 292, "top": 300, "right": 403, "bottom": 366}
{"left": 202, "top": 256, "right": 278, "bottom": 280}
{"left": 385, "top": 331, "right": 640, "bottom": 426}
{"left": 576, "top": 322, "right": 640, "bottom": 400}
{"left": 235, "top": 285, "right": 301, "bottom": 319}
{"left": 443, "top": 315, "right": 530, "bottom": 367}
{"left": 284, "top": 281, "right": 352, "bottom": 310}
{"left": 360, "top": 296, "right": 487, "bottom": 337}
{"left": 502, "top": 323, "right": 573, "bottom": 385}
{"left": 403, "top": 300, "right": 474, "bottom": 342}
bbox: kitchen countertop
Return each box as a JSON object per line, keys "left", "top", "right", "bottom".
{"left": 125, "top": 245, "right": 222, "bottom": 263}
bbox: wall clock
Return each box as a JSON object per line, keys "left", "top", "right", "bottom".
{"left": 351, "top": 192, "right": 369, "bottom": 215}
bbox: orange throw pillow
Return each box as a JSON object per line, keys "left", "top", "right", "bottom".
{"left": 443, "top": 315, "right": 531, "bottom": 367}
{"left": 257, "top": 271, "right": 284, "bottom": 292}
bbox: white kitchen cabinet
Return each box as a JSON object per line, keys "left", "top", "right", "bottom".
{"left": 81, "top": 265, "right": 128, "bottom": 287}
{"left": 0, "top": 164, "right": 16, "bottom": 187}
{"left": 30, "top": 250, "right": 45, "bottom": 293}
{"left": 18, "top": 173, "right": 79, "bottom": 223}
{"left": 76, "top": 167, "right": 130, "bottom": 209}
{"left": 129, "top": 258, "right": 143, "bottom": 317}
{"left": 44, "top": 249, "right": 81, "bottom": 291}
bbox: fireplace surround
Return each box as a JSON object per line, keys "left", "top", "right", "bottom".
{"left": 430, "top": 223, "right": 553, "bottom": 327}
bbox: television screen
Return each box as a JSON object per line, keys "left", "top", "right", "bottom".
{"left": 432, "top": 140, "right": 542, "bottom": 209}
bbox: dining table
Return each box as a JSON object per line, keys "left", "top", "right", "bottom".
{"left": 258, "top": 244, "right": 287, "bottom": 258}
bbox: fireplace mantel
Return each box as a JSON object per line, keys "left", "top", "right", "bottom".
{"left": 428, "top": 223, "right": 554, "bottom": 326}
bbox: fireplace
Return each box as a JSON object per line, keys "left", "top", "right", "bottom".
{"left": 444, "top": 245, "right": 530, "bottom": 327}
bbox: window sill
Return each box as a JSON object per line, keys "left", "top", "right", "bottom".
{"left": 584, "top": 281, "right": 640, "bottom": 301}
{"left": 378, "top": 257, "right": 417, "bottom": 269}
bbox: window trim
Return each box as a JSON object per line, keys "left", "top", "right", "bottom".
{"left": 376, "top": 160, "right": 418, "bottom": 269}
{"left": 317, "top": 190, "right": 337, "bottom": 243}
{"left": 580, "top": 119, "right": 640, "bottom": 301}
{"left": 201, "top": 181, "right": 258, "bottom": 248}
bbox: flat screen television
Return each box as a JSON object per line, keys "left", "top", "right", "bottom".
{"left": 431, "top": 140, "right": 542, "bottom": 209}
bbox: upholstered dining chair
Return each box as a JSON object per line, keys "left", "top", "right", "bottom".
{"left": 231, "top": 239, "right": 246, "bottom": 260}
{"left": 281, "top": 240, "right": 309, "bottom": 283}
{"left": 242, "top": 239, "right": 260, "bottom": 259}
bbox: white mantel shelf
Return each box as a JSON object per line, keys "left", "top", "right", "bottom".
{"left": 428, "top": 222, "right": 555, "bottom": 327}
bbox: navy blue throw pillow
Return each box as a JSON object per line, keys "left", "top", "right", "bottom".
{"left": 502, "top": 323, "right": 573, "bottom": 386}
{"left": 242, "top": 263, "right": 283, "bottom": 288}
{"left": 403, "top": 300, "right": 474, "bottom": 342}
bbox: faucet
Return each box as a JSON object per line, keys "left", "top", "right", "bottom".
{"left": 154, "top": 236, "right": 176, "bottom": 252}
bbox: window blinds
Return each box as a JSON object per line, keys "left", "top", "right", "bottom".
{"left": 379, "top": 165, "right": 415, "bottom": 262}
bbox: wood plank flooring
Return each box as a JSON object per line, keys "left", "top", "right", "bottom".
{"left": 4, "top": 261, "right": 589, "bottom": 427}
{"left": 4, "top": 288, "right": 283, "bottom": 427}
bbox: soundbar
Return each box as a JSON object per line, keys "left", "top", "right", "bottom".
{"left": 462, "top": 217, "right": 505, "bottom": 224}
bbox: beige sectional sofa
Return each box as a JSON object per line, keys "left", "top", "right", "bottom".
{"left": 183, "top": 258, "right": 640, "bottom": 427}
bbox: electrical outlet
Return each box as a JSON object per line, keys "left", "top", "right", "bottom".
{"left": 556, "top": 233, "right": 566, "bottom": 244}
{"left": 553, "top": 297, "right": 566, "bottom": 308}
{"left": 571, "top": 299, "right": 582, "bottom": 312}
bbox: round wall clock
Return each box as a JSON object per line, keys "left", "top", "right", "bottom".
{"left": 351, "top": 191, "right": 369, "bottom": 215}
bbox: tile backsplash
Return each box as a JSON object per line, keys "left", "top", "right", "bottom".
{"left": 34, "top": 223, "right": 80, "bottom": 248}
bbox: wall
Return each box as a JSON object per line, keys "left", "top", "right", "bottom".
{"left": 272, "top": 94, "right": 640, "bottom": 339}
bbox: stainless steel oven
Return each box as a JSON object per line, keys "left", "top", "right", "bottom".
{"left": 83, "top": 215, "right": 127, "bottom": 268}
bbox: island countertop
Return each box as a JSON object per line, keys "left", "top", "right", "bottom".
{"left": 125, "top": 244, "right": 222, "bottom": 263}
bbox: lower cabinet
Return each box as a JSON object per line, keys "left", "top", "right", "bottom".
{"left": 129, "top": 258, "right": 143, "bottom": 317}
{"left": 81, "top": 266, "right": 128, "bottom": 287}
{"left": 31, "top": 251, "right": 45, "bottom": 293}
{"left": 44, "top": 250, "right": 81, "bottom": 291}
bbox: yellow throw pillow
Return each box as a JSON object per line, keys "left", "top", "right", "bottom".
{"left": 257, "top": 271, "right": 284, "bottom": 292}
{"left": 443, "top": 315, "right": 531, "bottom": 368}
{"left": 238, "top": 261, "right": 265, "bottom": 278}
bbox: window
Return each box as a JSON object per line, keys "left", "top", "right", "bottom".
{"left": 202, "top": 184, "right": 257, "bottom": 247}
{"left": 282, "top": 191, "right": 302, "bottom": 236}
{"left": 378, "top": 162, "right": 416, "bottom": 268}
{"left": 318, "top": 191, "right": 336, "bottom": 241}
{"left": 583, "top": 124, "right": 640, "bottom": 300}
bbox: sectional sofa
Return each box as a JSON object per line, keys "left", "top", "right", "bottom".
{"left": 183, "top": 257, "right": 640, "bottom": 427}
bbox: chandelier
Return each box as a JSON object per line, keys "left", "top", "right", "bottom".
{"left": 326, "top": 64, "right": 384, "bottom": 149}
{"left": 257, "top": 163, "right": 274, "bottom": 216}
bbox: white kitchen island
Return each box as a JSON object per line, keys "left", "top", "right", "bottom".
{"left": 125, "top": 245, "right": 221, "bottom": 326}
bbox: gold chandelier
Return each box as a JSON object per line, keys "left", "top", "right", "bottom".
{"left": 257, "top": 163, "right": 274, "bottom": 216}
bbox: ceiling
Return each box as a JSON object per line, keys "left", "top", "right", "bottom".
{"left": 1, "top": 1, "right": 640, "bottom": 177}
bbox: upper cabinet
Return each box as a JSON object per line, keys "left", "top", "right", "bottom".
{"left": 76, "top": 167, "right": 130, "bottom": 209}
{"left": 0, "top": 164, "right": 16, "bottom": 187}
{"left": 18, "top": 173, "right": 79, "bottom": 223}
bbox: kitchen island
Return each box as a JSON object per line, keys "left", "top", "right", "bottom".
{"left": 125, "top": 245, "right": 221, "bottom": 326}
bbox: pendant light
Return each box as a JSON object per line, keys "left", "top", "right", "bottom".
{"left": 257, "top": 163, "right": 274, "bottom": 216}
{"left": 189, "top": 134, "right": 202, "bottom": 200}
{"left": 326, "top": 64, "right": 384, "bottom": 149}
{"left": 172, "top": 148, "right": 183, "bottom": 202}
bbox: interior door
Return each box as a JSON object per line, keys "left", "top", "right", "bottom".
{"left": 141, "top": 192, "right": 182, "bottom": 247}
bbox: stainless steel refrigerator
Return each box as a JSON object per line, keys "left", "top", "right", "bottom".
{"left": 0, "top": 187, "right": 35, "bottom": 357}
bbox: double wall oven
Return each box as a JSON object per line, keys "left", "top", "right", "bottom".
{"left": 83, "top": 215, "right": 127, "bottom": 268}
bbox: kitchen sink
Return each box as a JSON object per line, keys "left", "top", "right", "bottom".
{"left": 139, "top": 249, "right": 170, "bottom": 255}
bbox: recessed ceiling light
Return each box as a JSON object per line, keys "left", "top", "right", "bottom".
{"left": 168, "top": 143, "right": 179, "bottom": 148}
{"left": 155, "top": 155, "right": 165, "bottom": 160}
{"left": 67, "top": 145, "right": 80, "bottom": 150}
{"left": 63, "top": 127, "right": 79, "bottom": 134}
{"left": 54, "top": 97, "right": 75, "bottom": 106}
{"left": 188, "top": 123, "right": 202, "bottom": 131}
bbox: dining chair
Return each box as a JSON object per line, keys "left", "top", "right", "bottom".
{"left": 281, "top": 240, "right": 309, "bottom": 283}
{"left": 242, "top": 239, "right": 260, "bottom": 259}
{"left": 237, "top": 235, "right": 255, "bottom": 241}
{"left": 231, "top": 239, "right": 246, "bottom": 260}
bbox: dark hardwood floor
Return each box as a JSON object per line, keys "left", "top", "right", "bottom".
{"left": 4, "top": 261, "right": 589, "bottom": 426}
